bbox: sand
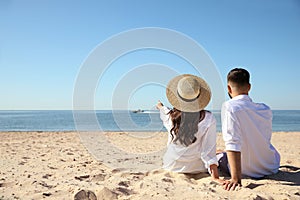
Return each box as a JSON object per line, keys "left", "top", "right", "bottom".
{"left": 0, "top": 131, "right": 299, "bottom": 200}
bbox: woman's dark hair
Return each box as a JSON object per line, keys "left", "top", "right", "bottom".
{"left": 168, "top": 108, "right": 207, "bottom": 146}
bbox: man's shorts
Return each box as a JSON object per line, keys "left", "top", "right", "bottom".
{"left": 217, "top": 152, "right": 231, "bottom": 176}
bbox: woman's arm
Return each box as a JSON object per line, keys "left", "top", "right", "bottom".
{"left": 210, "top": 164, "right": 225, "bottom": 184}
{"left": 156, "top": 101, "right": 172, "bottom": 130}
{"left": 156, "top": 101, "right": 173, "bottom": 145}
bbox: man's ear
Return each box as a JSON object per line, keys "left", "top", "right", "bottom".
{"left": 248, "top": 83, "right": 251, "bottom": 92}
{"left": 227, "top": 84, "right": 232, "bottom": 94}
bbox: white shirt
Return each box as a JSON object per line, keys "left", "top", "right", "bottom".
{"left": 159, "top": 106, "right": 218, "bottom": 173}
{"left": 222, "top": 95, "right": 280, "bottom": 178}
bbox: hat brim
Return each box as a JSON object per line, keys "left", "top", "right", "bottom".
{"left": 166, "top": 74, "right": 211, "bottom": 112}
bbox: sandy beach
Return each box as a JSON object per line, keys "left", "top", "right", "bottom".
{"left": 0, "top": 131, "right": 299, "bottom": 200}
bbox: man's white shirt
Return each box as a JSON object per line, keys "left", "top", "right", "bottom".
{"left": 222, "top": 95, "right": 280, "bottom": 177}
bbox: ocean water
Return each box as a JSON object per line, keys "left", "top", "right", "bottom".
{"left": 0, "top": 110, "right": 299, "bottom": 132}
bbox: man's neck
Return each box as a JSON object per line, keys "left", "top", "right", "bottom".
{"left": 231, "top": 92, "right": 248, "bottom": 98}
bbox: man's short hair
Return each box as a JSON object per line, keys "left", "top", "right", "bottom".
{"left": 227, "top": 68, "right": 250, "bottom": 87}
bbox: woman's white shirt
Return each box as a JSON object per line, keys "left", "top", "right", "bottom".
{"left": 159, "top": 106, "right": 218, "bottom": 173}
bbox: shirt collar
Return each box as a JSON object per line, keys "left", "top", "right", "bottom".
{"left": 232, "top": 94, "right": 252, "bottom": 101}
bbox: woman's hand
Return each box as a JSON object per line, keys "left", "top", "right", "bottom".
{"left": 210, "top": 164, "right": 225, "bottom": 185}
{"left": 156, "top": 100, "right": 164, "bottom": 110}
{"left": 212, "top": 177, "right": 226, "bottom": 185}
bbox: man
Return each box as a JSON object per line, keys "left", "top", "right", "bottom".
{"left": 220, "top": 68, "right": 280, "bottom": 191}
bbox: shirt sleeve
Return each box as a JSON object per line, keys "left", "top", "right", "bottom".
{"left": 221, "top": 103, "right": 242, "bottom": 151}
{"left": 159, "top": 106, "right": 174, "bottom": 145}
{"left": 159, "top": 106, "right": 172, "bottom": 132}
{"left": 200, "top": 116, "right": 218, "bottom": 169}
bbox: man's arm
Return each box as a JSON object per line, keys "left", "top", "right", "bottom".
{"left": 224, "top": 150, "right": 242, "bottom": 190}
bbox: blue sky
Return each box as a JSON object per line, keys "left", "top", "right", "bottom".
{"left": 1, "top": 0, "right": 299, "bottom": 110}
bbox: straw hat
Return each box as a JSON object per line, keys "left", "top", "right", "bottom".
{"left": 166, "top": 74, "right": 211, "bottom": 112}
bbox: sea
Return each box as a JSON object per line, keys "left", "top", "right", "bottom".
{"left": 0, "top": 110, "right": 299, "bottom": 132}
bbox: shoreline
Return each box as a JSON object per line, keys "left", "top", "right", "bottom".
{"left": 1, "top": 131, "right": 299, "bottom": 199}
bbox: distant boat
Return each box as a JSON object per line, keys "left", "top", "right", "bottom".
{"left": 132, "top": 109, "right": 144, "bottom": 113}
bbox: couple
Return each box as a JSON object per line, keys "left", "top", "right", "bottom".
{"left": 156, "top": 68, "right": 280, "bottom": 191}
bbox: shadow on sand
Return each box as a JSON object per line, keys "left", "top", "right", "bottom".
{"left": 216, "top": 164, "right": 300, "bottom": 190}
{"left": 265, "top": 165, "right": 300, "bottom": 186}
{"left": 243, "top": 165, "right": 300, "bottom": 189}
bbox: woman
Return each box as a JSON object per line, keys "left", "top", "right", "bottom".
{"left": 156, "top": 74, "right": 223, "bottom": 183}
